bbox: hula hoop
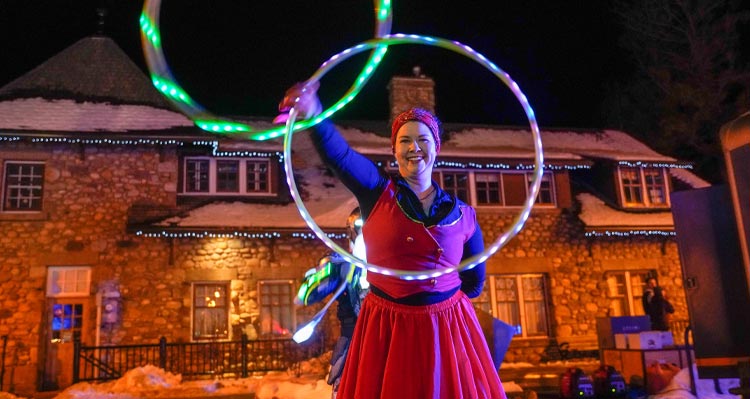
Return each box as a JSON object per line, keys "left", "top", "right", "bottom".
{"left": 284, "top": 34, "right": 544, "bottom": 280}
{"left": 139, "top": 0, "right": 392, "bottom": 140}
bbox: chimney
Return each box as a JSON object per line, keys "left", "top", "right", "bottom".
{"left": 387, "top": 66, "right": 435, "bottom": 124}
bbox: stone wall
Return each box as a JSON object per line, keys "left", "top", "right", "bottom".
{"left": 0, "top": 142, "right": 178, "bottom": 394}
{"left": 475, "top": 208, "right": 686, "bottom": 364}
{"left": 0, "top": 141, "right": 688, "bottom": 395}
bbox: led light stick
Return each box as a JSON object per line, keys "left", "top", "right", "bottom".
{"left": 284, "top": 34, "right": 544, "bottom": 280}
{"left": 140, "top": 0, "right": 392, "bottom": 140}
{"left": 293, "top": 275, "right": 349, "bottom": 343}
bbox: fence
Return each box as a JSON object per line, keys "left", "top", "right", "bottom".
{"left": 73, "top": 334, "right": 324, "bottom": 383}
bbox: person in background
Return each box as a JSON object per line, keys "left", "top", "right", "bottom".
{"left": 642, "top": 277, "right": 675, "bottom": 331}
{"left": 295, "top": 207, "right": 368, "bottom": 398}
{"left": 277, "top": 81, "right": 505, "bottom": 399}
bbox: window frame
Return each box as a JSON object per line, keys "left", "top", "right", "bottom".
{"left": 433, "top": 170, "right": 471, "bottom": 203}
{"left": 257, "top": 280, "right": 296, "bottom": 339}
{"left": 46, "top": 266, "right": 92, "bottom": 298}
{"left": 182, "top": 156, "right": 273, "bottom": 196}
{"left": 604, "top": 270, "right": 654, "bottom": 317}
{"left": 617, "top": 166, "right": 670, "bottom": 208}
{"left": 2, "top": 160, "right": 45, "bottom": 213}
{"left": 191, "top": 282, "right": 230, "bottom": 341}
{"left": 472, "top": 273, "right": 550, "bottom": 339}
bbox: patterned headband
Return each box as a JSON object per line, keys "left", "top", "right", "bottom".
{"left": 391, "top": 108, "right": 441, "bottom": 154}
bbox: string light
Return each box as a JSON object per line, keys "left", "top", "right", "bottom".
{"left": 585, "top": 230, "right": 676, "bottom": 237}
{"left": 618, "top": 161, "right": 692, "bottom": 169}
{"left": 134, "top": 230, "right": 347, "bottom": 239}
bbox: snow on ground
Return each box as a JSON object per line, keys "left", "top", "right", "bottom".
{"left": 0, "top": 361, "right": 530, "bottom": 399}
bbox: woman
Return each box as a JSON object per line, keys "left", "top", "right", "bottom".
{"left": 277, "top": 82, "right": 506, "bottom": 399}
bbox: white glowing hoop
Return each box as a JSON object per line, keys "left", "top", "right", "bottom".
{"left": 284, "top": 34, "right": 544, "bottom": 280}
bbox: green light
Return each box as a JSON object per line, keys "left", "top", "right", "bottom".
{"left": 194, "top": 120, "right": 252, "bottom": 133}
{"left": 141, "top": 0, "right": 393, "bottom": 141}
{"left": 139, "top": 13, "right": 161, "bottom": 48}
{"left": 150, "top": 76, "right": 195, "bottom": 106}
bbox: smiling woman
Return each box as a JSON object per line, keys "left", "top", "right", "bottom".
{"left": 275, "top": 82, "right": 505, "bottom": 398}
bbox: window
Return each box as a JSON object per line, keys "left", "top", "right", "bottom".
{"left": 51, "top": 303, "right": 84, "bottom": 343}
{"left": 532, "top": 172, "right": 556, "bottom": 206}
{"left": 216, "top": 160, "right": 239, "bottom": 192}
{"left": 473, "top": 274, "right": 549, "bottom": 338}
{"left": 46, "top": 267, "right": 91, "bottom": 297}
{"left": 183, "top": 157, "right": 272, "bottom": 195}
{"left": 605, "top": 270, "right": 652, "bottom": 316}
{"left": 471, "top": 171, "right": 556, "bottom": 207}
{"left": 246, "top": 160, "right": 269, "bottom": 193}
{"left": 3, "top": 161, "right": 45, "bottom": 212}
{"left": 258, "top": 280, "right": 295, "bottom": 338}
{"left": 475, "top": 173, "right": 502, "bottom": 205}
{"left": 618, "top": 167, "right": 669, "bottom": 208}
{"left": 193, "top": 282, "right": 229, "bottom": 340}
{"left": 185, "top": 159, "right": 210, "bottom": 192}
{"left": 435, "top": 171, "right": 470, "bottom": 202}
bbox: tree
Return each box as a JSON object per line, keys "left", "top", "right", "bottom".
{"left": 605, "top": 0, "right": 750, "bottom": 183}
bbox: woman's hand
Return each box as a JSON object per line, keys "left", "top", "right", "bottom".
{"left": 273, "top": 81, "right": 322, "bottom": 124}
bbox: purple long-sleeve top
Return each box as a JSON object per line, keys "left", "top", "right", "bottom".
{"left": 310, "top": 120, "right": 487, "bottom": 305}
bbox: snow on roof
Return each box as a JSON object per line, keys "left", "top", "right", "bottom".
{"left": 577, "top": 193, "right": 674, "bottom": 231}
{"left": 150, "top": 122, "right": 702, "bottom": 233}
{"left": 350, "top": 124, "right": 685, "bottom": 163}
{"left": 154, "top": 131, "right": 359, "bottom": 231}
{"left": 669, "top": 167, "right": 711, "bottom": 189}
{"left": 0, "top": 98, "right": 194, "bottom": 132}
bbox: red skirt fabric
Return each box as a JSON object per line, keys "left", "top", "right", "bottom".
{"left": 336, "top": 290, "right": 506, "bottom": 399}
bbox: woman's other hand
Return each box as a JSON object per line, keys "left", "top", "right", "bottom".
{"left": 273, "top": 81, "right": 322, "bottom": 124}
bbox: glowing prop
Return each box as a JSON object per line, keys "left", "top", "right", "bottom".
{"left": 140, "top": 0, "right": 392, "bottom": 140}
{"left": 284, "top": 34, "right": 544, "bottom": 280}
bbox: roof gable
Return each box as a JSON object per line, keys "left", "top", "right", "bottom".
{"left": 0, "top": 35, "right": 172, "bottom": 109}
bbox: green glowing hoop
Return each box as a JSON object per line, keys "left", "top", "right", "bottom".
{"left": 140, "top": 0, "right": 392, "bottom": 140}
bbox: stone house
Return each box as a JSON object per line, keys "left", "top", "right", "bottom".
{"left": 0, "top": 34, "right": 708, "bottom": 396}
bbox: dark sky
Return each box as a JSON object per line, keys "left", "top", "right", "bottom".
{"left": 1, "top": 1, "right": 626, "bottom": 128}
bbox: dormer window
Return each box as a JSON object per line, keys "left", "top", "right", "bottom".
{"left": 618, "top": 166, "right": 669, "bottom": 208}
{"left": 182, "top": 157, "right": 273, "bottom": 196}
{"left": 432, "top": 169, "right": 556, "bottom": 208}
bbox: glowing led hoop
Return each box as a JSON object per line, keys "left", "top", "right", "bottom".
{"left": 140, "top": 0, "right": 392, "bottom": 140}
{"left": 284, "top": 34, "right": 545, "bottom": 280}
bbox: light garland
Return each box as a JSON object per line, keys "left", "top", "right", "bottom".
{"left": 134, "top": 230, "right": 347, "bottom": 239}
{"left": 585, "top": 230, "right": 676, "bottom": 237}
{"left": 283, "top": 34, "right": 544, "bottom": 280}
{"left": 30, "top": 137, "right": 184, "bottom": 146}
{"left": 618, "top": 161, "right": 693, "bottom": 169}
{"left": 140, "top": 0, "right": 392, "bottom": 140}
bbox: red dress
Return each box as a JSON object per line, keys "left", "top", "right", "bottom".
{"left": 336, "top": 181, "right": 506, "bottom": 399}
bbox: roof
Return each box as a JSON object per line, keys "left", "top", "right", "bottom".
{"left": 0, "top": 35, "right": 197, "bottom": 136}
{"left": 355, "top": 122, "right": 691, "bottom": 165}
{"left": 0, "top": 34, "right": 710, "bottom": 236}
{"left": 139, "top": 121, "right": 709, "bottom": 236}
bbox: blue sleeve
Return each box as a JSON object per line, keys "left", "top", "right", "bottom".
{"left": 459, "top": 221, "right": 486, "bottom": 298}
{"left": 311, "top": 120, "right": 388, "bottom": 216}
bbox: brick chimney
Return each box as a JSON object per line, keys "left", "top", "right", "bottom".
{"left": 387, "top": 66, "right": 435, "bottom": 124}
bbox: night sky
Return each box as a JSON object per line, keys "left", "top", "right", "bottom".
{"left": 1, "top": 1, "right": 631, "bottom": 128}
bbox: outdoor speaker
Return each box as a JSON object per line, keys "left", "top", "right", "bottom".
{"left": 671, "top": 185, "right": 750, "bottom": 379}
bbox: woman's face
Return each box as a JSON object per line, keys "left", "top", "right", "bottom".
{"left": 394, "top": 121, "right": 436, "bottom": 179}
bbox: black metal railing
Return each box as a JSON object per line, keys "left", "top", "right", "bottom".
{"left": 73, "top": 334, "right": 324, "bottom": 383}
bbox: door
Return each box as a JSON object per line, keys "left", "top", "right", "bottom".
{"left": 40, "top": 299, "right": 88, "bottom": 391}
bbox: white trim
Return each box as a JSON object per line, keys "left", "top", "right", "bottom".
{"left": 46, "top": 266, "right": 91, "bottom": 298}
{"left": 182, "top": 156, "right": 273, "bottom": 196}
